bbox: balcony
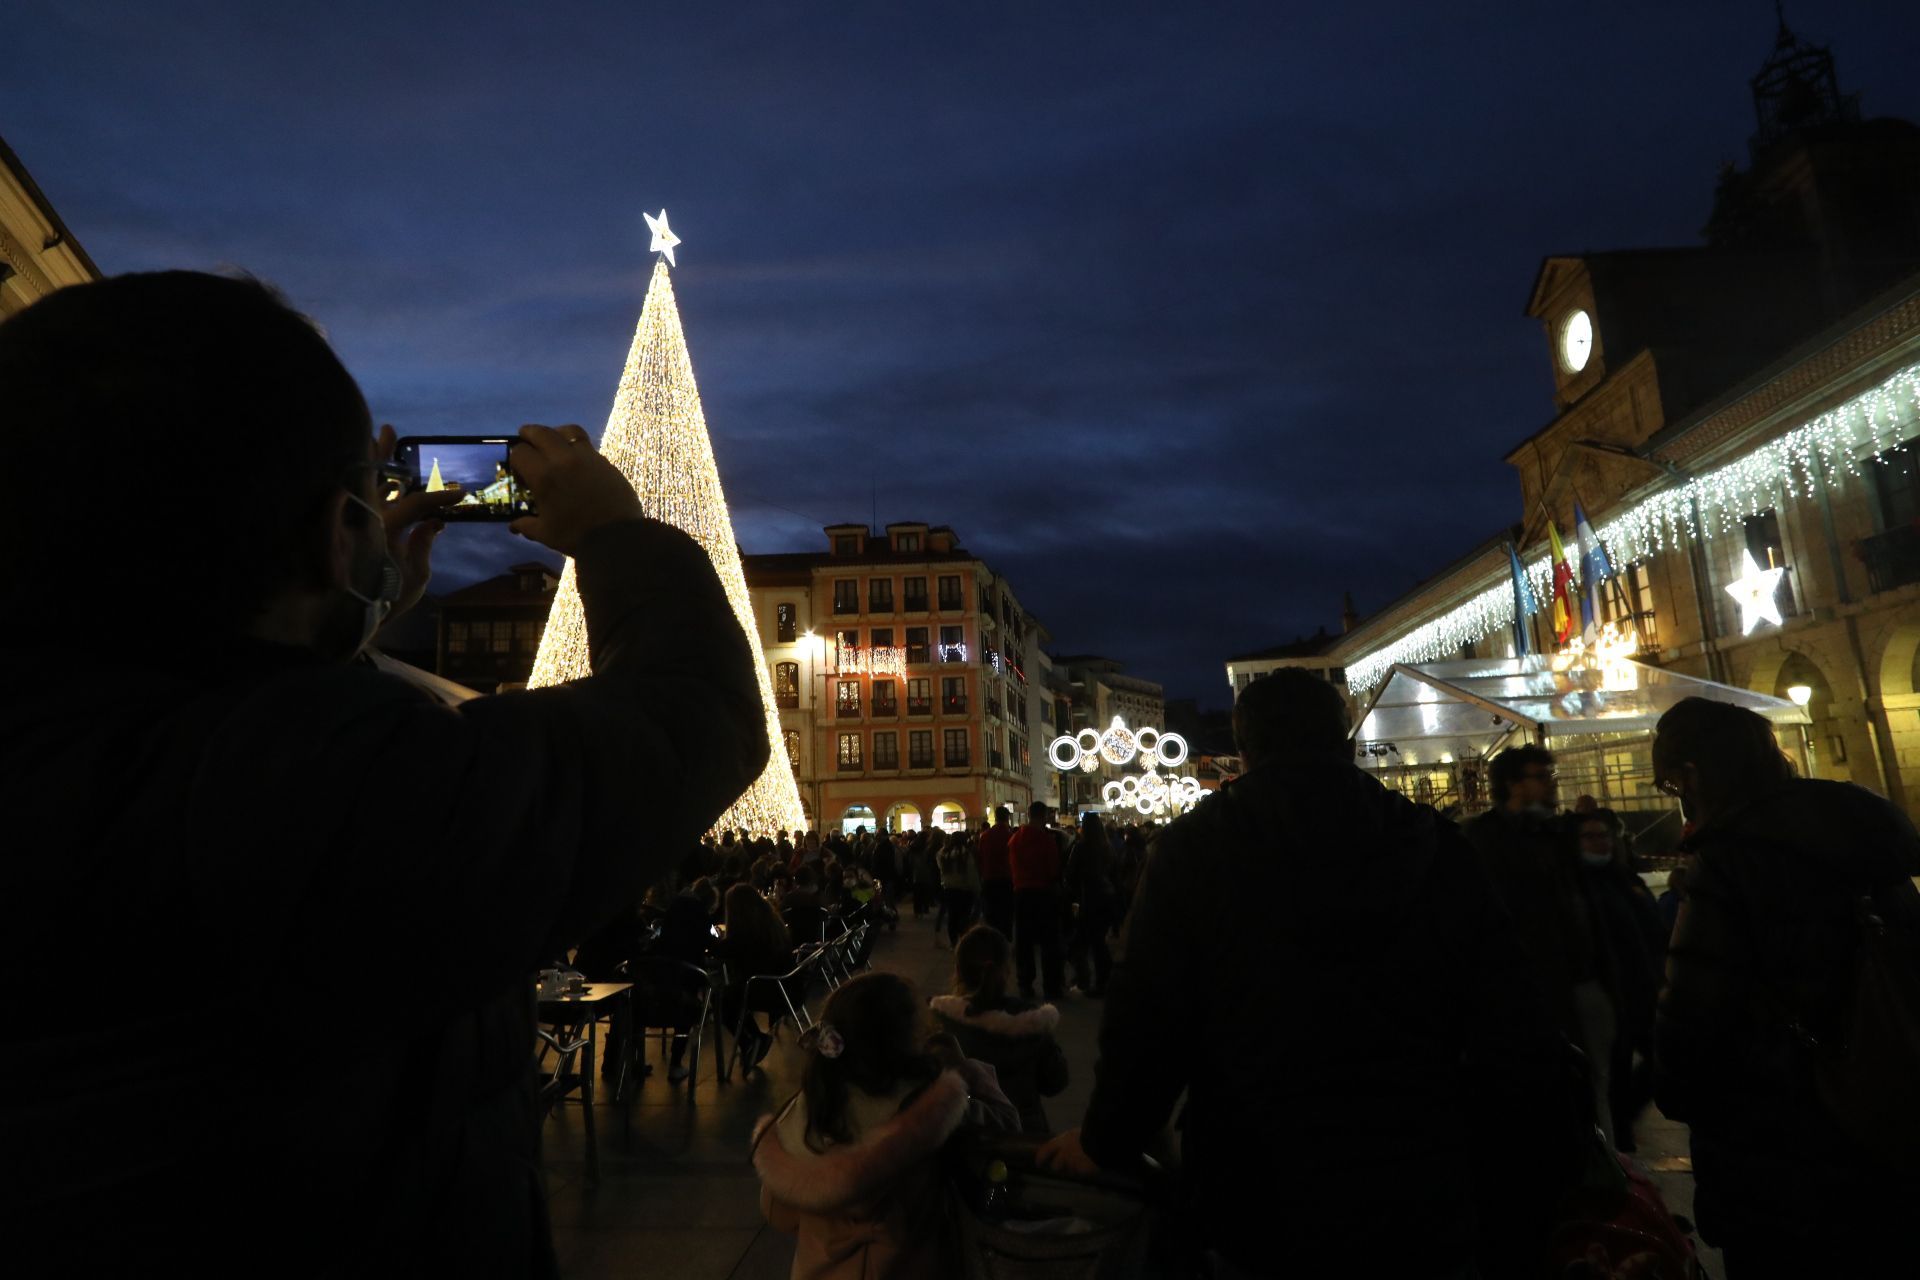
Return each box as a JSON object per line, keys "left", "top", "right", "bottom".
{"left": 836, "top": 702, "right": 862, "bottom": 719}
{"left": 907, "top": 697, "right": 933, "bottom": 715}
{"left": 904, "top": 591, "right": 929, "bottom": 613}
{"left": 944, "top": 751, "right": 971, "bottom": 769}
{"left": 873, "top": 698, "right": 898, "bottom": 718}
{"left": 838, "top": 757, "right": 862, "bottom": 773}
{"left": 776, "top": 692, "right": 799, "bottom": 709}
{"left": 909, "top": 753, "right": 935, "bottom": 770}
{"left": 1861, "top": 525, "right": 1920, "bottom": 594}
{"left": 989, "top": 749, "right": 1005, "bottom": 770}
{"left": 943, "top": 695, "right": 969, "bottom": 715}
{"left": 938, "top": 594, "right": 964, "bottom": 613}
{"left": 985, "top": 698, "right": 1003, "bottom": 720}
{"left": 833, "top": 596, "right": 859, "bottom": 615}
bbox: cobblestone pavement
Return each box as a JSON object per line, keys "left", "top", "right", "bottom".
{"left": 540, "top": 913, "right": 1723, "bottom": 1279}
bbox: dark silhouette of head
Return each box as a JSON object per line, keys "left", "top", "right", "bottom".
{"left": 1654, "top": 697, "right": 1793, "bottom": 825}
{"left": 1489, "top": 744, "right": 1556, "bottom": 810}
{"left": 798, "top": 972, "right": 937, "bottom": 1151}
{"left": 952, "top": 924, "right": 1012, "bottom": 1010}
{"left": 1232, "top": 670, "right": 1350, "bottom": 770}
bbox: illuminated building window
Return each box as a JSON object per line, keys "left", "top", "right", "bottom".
{"left": 944, "top": 728, "right": 970, "bottom": 768}
{"left": 906, "top": 628, "right": 930, "bottom": 664}
{"left": 447, "top": 621, "right": 468, "bottom": 654}
{"left": 775, "top": 662, "right": 799, "bottom": 709}
{"left": 838, "top": 733, "right": 863, "bottom": 771}
{"left": 873, "top": 731, "right": 899, "bottom": 769}
{"left": 776, "top": 603, "right": 797, "bottom": 643}
{"left": 514, "top": 621, "right": 542, "bottom": 652}
{"left": 783, "top": 730, "right": 800, "bottom": 769}
{"left": 908, "top": 678, "right": 932, "bottom": 715}
{"left": 938, "top": 575, "right": 963, "bottom": 611}
{"left": 869, "top": 578, "right": 893, "bottom": 613}
{"left": 833, "top": 579, "right": 858, "bottom": 614}
{"left": 909, "top": 730, "right": 934, "bottom": 768}
{"left": 904, "top": 577, "right": 928, "bottom": 611}
{"left": 491, "top": 626, "right": 511, "bottom": 655}
{"left": 837, "top": 680, "right": 862, "bottom": 717}
{"left": 873, "top": 678, "right": 897, "bottom": 715}
{"left": 942, "top": 676, "right": 967, "bottom": 714}
{"left": 939, "top": 625, "right": 965, "bottom": 661}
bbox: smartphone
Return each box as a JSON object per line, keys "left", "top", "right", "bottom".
{"left": 389, "top": 436, "right": 536, "bottom": 522}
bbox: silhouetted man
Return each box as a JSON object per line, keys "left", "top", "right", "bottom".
{"left": 1041, "top": 671, "right": 1565, "bottom": 1277}
{"left": 1008, "top": 801, "right": 1067, "bottom": 1000}
{"left": 0, "top": 273, "right": 767, "bottom": 1275}
{"left": 978, "top": 803, "right": 1016, "bottom": 937}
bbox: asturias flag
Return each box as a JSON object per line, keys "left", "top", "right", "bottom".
{"left": 1547, "top": 520, "right": 1576, "bottom": 645}
{"left": 1508, "top": 542, "right": 1539, "bottom": 657}
{"left": 1574, "top": 501, "right": 1614, "bottom": 644}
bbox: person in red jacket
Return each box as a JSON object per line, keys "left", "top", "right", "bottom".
{"left": 977, "top": 805, "right": 1016, "bottom": 938}
{"left": 1008, "top": 801, "right": 1068, "bottom": 1000}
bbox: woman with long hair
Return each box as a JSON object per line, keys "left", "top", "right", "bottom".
{"left": 718, "top": 882, "right": 794, "bottom": 1072}
{"left": 751, "top": 973, "right": 965, "bottom": 1279}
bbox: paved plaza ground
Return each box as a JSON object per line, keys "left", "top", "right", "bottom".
{"left": 538, "top": 915, "right": 1724, "bottom": 1279}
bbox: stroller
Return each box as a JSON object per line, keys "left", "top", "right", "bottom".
{"left": 947, "top": 1134, "right": 1156, "bottom": 1280}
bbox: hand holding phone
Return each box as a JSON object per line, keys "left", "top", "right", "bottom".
{"left": 503, "top": 425, "right": 645, "bottom": 556}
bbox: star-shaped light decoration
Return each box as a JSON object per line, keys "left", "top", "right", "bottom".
{"left": 644, "top": 208, "right": 680, "bottom": 267}
{"left": 1724, "top": 549, "right": 1787, "bottom": 636}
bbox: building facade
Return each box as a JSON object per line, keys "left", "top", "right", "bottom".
{"left": 1234, "top": 28, "right": 1920, "bottom": 821}
{"left": 435, "top": 561, "right": 559, "bottom": 693}
{"left": 744, "top": 522, "right": 1048, "bottom": 834}
{"left": 1, "top": 135, "right": 99, "bottom": 316}
{"left": 1050, "top": 655, "right": 1176, "bottom": 819}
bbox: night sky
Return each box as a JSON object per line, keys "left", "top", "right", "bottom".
{"left": 9, "top": 2, "right": 1917, "bottom": 703}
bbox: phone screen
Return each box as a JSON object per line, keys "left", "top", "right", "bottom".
{"left": 391, "top": 436, "right": 535, "bottom": 522}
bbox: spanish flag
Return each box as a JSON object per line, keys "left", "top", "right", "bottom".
{"left": 1548, "top": 521, "right": 1576, "bottom": 645}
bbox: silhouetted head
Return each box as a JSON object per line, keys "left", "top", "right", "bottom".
{"left": 1231, "top": 669, "right": 1349, "bottom": 770}
{"left": 1654, "top": 697, "right": 1792, "bottom": 826}
{"left": 1489, "top": 744, "right": 1556, "bottom": 812}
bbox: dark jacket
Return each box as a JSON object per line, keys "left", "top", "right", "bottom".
{"left": 1461, "top": 807, "right": 1602, "bottom": 1039}
{"left": 1655, "top": 778, "right": 1920, "bottom": 1246}
{"left": 1078, "top": 759, "right": 1565, "bottom": 1274}
{"left": 0, "top": 519, "right": 767, "bottom": 1275}
{"left": 928, "top": 994, "right": 1068, "bottom": 1133}
{"left": 1579, "top": 866, "right": 1665, "bottom": 1049}
{"left": 1065, "top": 834, "right": 1116, "bottom": 911}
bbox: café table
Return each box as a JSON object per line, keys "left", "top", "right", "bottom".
{"left": 537, "top": 981, "right": 632, "bottom": 1186}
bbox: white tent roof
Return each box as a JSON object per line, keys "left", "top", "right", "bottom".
{"left": 1353, "top": 655, "right": 1809, "bottom": 767}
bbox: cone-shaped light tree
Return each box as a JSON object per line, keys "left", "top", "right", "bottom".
{"left": 528, "top": 230, "right": 806, "bottom": 835}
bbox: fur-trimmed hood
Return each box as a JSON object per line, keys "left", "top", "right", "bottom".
{"left": 751, "top": 1071, "right": 970, "bottom": 1214}
{"left": 927, "top": 995, "right": 1059, "bottom": 1038}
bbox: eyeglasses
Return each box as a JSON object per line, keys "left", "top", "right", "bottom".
{"left": 1655, "top": 774, "right": 1686, "bottom": 798}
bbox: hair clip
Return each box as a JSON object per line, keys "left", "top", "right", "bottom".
{"left": 801, "top": 1023, "right": 845, "bottom": 1059}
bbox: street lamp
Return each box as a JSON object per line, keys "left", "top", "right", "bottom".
{"left": 1786, "top": 684, "right": 1813, "bottom": 707}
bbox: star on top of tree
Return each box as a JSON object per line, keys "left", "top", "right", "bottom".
{"left": 644, "top": 209, "right": 680, "bottom": 267}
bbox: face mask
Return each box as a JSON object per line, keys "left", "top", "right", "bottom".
{"left": 341, "top": 493, "right": 402, "bottom": 659}
{"left": 1580, "top": 851, "right": 1614, "bottom": 869}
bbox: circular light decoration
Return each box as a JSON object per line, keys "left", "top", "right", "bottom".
{"left": 1048, "top": 737, "right": 1083, "bottom": 770}
{"left": 1098, "top": 718, "right": 1138, "bottom": 766}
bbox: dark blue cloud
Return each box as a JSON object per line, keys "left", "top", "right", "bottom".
{"left": 6, "top": 0, "right": 1917, "bottom": 701}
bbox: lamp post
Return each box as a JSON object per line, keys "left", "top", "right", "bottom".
{"left": 1786, "top": 683, "right": 1816, "bottom": 777}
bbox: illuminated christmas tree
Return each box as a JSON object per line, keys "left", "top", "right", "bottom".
{"left": 528, "top": 212, "right": 805, "bottom": 834}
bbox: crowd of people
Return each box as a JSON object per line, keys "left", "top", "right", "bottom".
{"left": 10, "top": 273, "right": 1919, "bottom": 1278}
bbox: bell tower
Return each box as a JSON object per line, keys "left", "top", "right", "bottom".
{"left": 1748, "top": 6, "right": 1859, "bottom": 158}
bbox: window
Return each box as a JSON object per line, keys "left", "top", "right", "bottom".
{"left": 895, "top": 532, "right": 922, "bottom": 553}
{"left": 1625, "top": 561, "right": 1659, "bottom": 650}
{"left": 873, "top": 731, "right": 899, "bottom": 769}
{"left": 491, "top": 622, "right": 511, "bottom": 654}
{"left": 834, "top": 534, "right": 859, "bottom": 556}
{"left": 907, "top": 678, "right": 932, "bottom": 715}
{"left": 774, "top": 661, "right": 800, "bottom": 708}
{"left": 783, "top": 730, "right": 801, "bottom": 769}
{"left": 776, "top": 603, "right": 797, "bottom": 643}
{"left": 871, "top": 627, "right": 894, "bottom": 649}
{"left": 873, "top": 678, "right": 897, "bottom": 715}
{"left": 904, "top": 576, "right": 928, "bottom": 610}
{"left": 837, "top": 680, "right": 862, "bottom": 717}
{"left": 1872, "top": 436, "right": 1920, "bottom": 529}
{"left": 942, "top": 676, "right": 967, "bottom": 714}
{"left": 447, "top": 621, "right": 468, "bottom": 654}
{"left": 909, "top": 729, "right": 934, "bottom": 768}
{"left": 514, "top": 620, "right": 542, "bottom": 652}
{"left": 940, "top": 625, "right": 966, "bottom": 662}
{"left": 837, "top": 733, "right": 863, "bottom": 771}
{"left": 906, "top": 627, "right": 930, "bottom": 664}
{"left": 1743, "top": 509, "right": 1797, "bottom": 617}
{"left": 944, "top": 728, "right": 970, "bottom": 768}
{"left": 833, "top": 579, "right": 858, "bottom": 614}
{"left": 1041, "top": 702, "right": 1053, "bottom": 725}
{"left": 938, "top": 575, "right": 963, "bottom": 611}
{"left": 835, "top": 629, "right": 859, "bottom": 669}
{"left": 869, "top": 578, "right": 893, "bottom": 612}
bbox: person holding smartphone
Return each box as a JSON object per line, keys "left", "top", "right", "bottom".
{"left": 0, "top": 271, "right": 769, "bottom": 1275}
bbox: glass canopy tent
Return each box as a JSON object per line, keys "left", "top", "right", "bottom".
{"left": 1351, "top": 655, "right": 1811, "bottom": 814}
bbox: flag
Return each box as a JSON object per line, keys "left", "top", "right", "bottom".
{"left": 1574, "top": 501, "right": 1614, "bottom": 644}
{"left": 1547, "top": 521, "right": 1576, "bottom": 645}
{"left": 1508, "top": 543, "right": 1538, "bottom": 657}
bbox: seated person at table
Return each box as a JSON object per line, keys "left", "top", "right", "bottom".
{"left": 782, "top": 867, "right": 828, "bottom": 945}
{"left": 719, "top": 883, "right": 796, "bottom": 1070}
{"left": 929, "top": 925, "right": 1068, "bottom": 1133}
{"left": 0, "top": 272, "right": 768, "bottom": 1274}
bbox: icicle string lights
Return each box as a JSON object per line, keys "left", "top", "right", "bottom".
{"left": 527, "top": 258, "right": 807, "bottom": 835}
{"left": 1345, "top": 360, "right": 1920, "bottom": 694}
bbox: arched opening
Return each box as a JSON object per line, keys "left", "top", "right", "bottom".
{"left": 1773, "top": 651, "right": 1847, "bottom": 783}
{"left": 885, "top": 802, "right": 922, "bottom": 834}
{"left": 931, "top": 801, "right": 967, "bottom": 832}
{"left": 840, "top": 804, "right": 877, "bottom": 836}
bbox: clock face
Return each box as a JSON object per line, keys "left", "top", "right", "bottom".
{"left": 1560, "top": 309, "right": 1594, "bottom": 373}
